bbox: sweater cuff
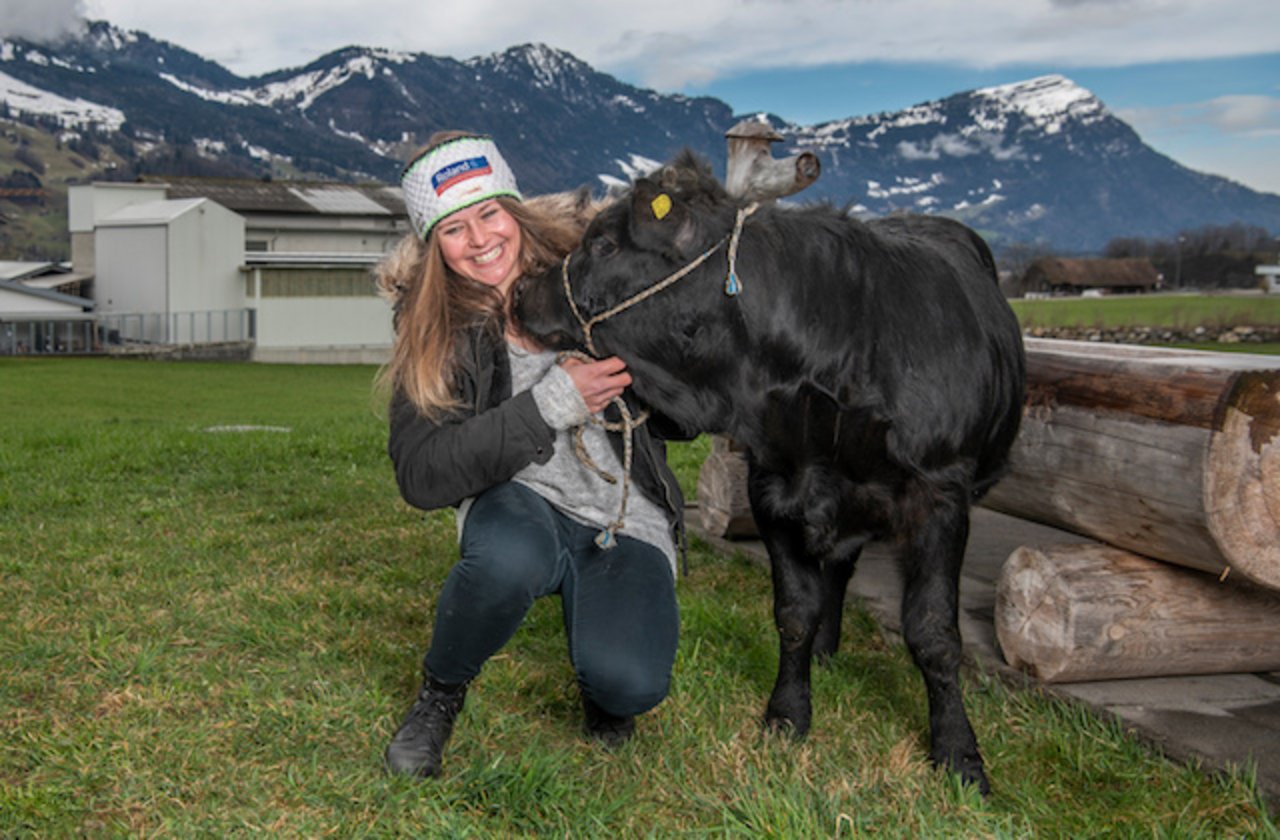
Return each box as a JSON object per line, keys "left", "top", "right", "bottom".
{"left": 532, "top": 363, "right": 591, "bottom": 430}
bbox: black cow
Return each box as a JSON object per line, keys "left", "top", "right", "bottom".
{"left": 515, "top": 151, "right": 1025, "bottom": 793}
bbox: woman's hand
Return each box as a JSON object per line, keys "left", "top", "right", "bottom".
{"left": 561, "top": 356, "right": 632, "bottom": 414}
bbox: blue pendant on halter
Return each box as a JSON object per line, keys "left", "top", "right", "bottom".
{"left": 725, "top": 271, "right": 741, "bottom": 296}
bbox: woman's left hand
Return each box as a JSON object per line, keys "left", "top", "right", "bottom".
{"left": 561, "top": 356, "right": 632, "bottom": 413}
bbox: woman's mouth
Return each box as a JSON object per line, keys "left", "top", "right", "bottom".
{"left": 473, "top": 245, "right": 504, "bottom": 266}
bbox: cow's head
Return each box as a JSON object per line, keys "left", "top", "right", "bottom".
{"left": 515, "top": 151, "right": 746, "bottom": 432}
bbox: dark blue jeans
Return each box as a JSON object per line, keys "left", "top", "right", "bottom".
{"left": 424, "top": 482, "right": 679, "bottom": 717}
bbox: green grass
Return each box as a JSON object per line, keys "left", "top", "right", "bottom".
{"left": 1010, "top": 292, "right": 1280, "bottom": 331}
{"left": 2, "top": 358, "right": 1276, "bottom": 837}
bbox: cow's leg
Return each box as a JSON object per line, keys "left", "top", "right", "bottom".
{"left": 899, "top": 495, "right": 989, "bottom": 794}
{"left": 748, "top": 481, "right": 822, "bottom": 737}
{"left": 812, "top": 554, "right": 858, "bottom": 662}
{"left": 760, "top": 517, "right": 822, "bottom": 737}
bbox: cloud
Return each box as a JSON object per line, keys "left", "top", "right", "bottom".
{"left": 0, "top": 0, "right": 87, "bottom": 42}
{"left": 83, "top": 0, "right": 1280, "bottom": 82}
{"left": 898, "top": 132, "right": 1026, "bottom": 162}
{"left": 1120, "top": 94, "right": 1280, "bottom": 139}
{"left": 1204, "top": 94, "right": 1280, "bottom": 134}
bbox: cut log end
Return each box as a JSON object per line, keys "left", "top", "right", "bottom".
{"left": 996, "top": 543, "right": 1280, "bottom": 683}
{"left": 1205, "top": 372, "right": 1280, "bottom": 591}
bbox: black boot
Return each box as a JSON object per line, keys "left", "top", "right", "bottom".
{"left": 384, "top": 676, "right": 468, "bottom": 777}
{"left": 582, "top": 694, "right": 635, "bottom": 748}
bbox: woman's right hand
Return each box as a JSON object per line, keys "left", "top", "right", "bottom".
{"left": 560, "top": 356, "right": 632, "bottom": 414}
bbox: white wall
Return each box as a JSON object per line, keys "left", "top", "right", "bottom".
{"left": 95, "top": 199, "right": 246, "bottom": 319}
{"left": 68, "top": 183, "right": 167, "bottom": 234}
{"left": 245, "top": 218, "right": 403, "bottom": 256}
{"left": 167, "top": 202, "right": 246, "bottom": 314}
{"left": 95, "top": 225, "right": 167, "bottom": 314}
{"left": 253, "top": 297, "right": 392, "bottom": 351}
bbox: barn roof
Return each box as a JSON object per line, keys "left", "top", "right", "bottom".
{"left": 1027, "top": 257, "right": 1160, "bottom": 288}
{"left": 98, "top": 197, "right": 210, "bottom": 227}
{"left": 0, "top": 261, "right": 61, "bottom": 282}
{"left": 141, "top": 176, "right": 405, "bottom": 217}
{"left": 0, "top": 277, "right": 95, "bottom": 310}
{"left": 0, "top": 261, "right": 92, "bottom": 291}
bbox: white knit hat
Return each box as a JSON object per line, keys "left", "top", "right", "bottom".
{"left": 401, "top": 135, "right": 522, "bottom": 239}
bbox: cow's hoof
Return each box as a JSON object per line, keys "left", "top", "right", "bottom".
{"left": 811, "top": 634, "right": 839, "bottom": 663}
{"left": 933, "top": 750, "right": 990, "bottom": 796}
{"left": 762, "top": 710, "right": 810, "bottom": 741}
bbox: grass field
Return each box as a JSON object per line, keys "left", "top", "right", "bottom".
{"left": 1010, "top": 292, "right": 1280, "bottom": 331}
{"left": 2, "top": 358, "right": 1277, "bottom": 837}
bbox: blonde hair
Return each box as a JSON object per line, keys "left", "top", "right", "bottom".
{"left": 375, "top": 132, "right": 593, "bottom": 419}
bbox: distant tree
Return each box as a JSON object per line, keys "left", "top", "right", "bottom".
{"left": 67, "top": 134, "right": 101, "bottom": 161}
{"left": 1103, "top": 237, "right": 1149, "bottom": 259}
{"left": 1, "top": 169, "right": 43, "bottom": 189}
{"left": 131, "top": 144, "right": 258, "bottom": 179}
{"left": 1103, "top": 223, "right": 1276, "bottom": 289}
{"left": 998, "top": 241, "right": 1056, "bottom": 296}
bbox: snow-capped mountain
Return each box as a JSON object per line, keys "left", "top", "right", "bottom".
{"left": 2, "top": 20, "right": 1278, "bottom": 253}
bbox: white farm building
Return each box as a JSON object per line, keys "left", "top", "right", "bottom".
{"left": 61, "top": 176, "right": 411, "bottom": 362}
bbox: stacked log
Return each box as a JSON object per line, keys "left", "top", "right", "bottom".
{"left": 983, "top": 338, "right": 1280, "bottom": 593}
{"left": 983, "top": 339, "right": 1280, "bottom": 681}
{"left": 695, "top": 436, "right": 757, "bottom": 539}
{"left": 996, "top": 544, "right": 1280, "bottom": 683}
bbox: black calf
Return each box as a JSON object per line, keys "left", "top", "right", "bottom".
{"left": 516, "top": 151, "right": 1025, "bottom": 794}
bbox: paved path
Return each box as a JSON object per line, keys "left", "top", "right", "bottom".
{"left": 688, "top": 505, "right": 1280, "bottom": 811}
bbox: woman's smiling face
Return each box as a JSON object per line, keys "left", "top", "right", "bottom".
{"left": 435, "top": 199, "right": 524, "bottom": 298}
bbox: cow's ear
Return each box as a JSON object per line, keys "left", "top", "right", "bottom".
{"left": 631, "top": 180, "right": 698, "bottom": 259}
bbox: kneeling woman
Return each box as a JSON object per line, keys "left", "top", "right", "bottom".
{"left": 376, "top": 132, "right": 684, "bottom": 778}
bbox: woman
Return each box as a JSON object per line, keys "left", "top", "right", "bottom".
{"left": 375, "top": 132, "right": 685, "bottom": 779}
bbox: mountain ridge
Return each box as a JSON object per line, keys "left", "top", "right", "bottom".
{"left": 1, "top": 20, "right": 1278, "bottom": 253}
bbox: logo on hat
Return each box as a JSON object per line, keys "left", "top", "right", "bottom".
{"left": 432, "top": 156, "right": 493, "bottom": 196}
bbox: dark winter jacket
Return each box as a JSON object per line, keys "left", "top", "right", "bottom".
{"left": 387, "top": 324, "right": 687, "bottom": 555}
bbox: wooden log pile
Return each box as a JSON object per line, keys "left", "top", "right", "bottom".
{"left": 984, "top": 338, "right": 1280, "bottom": 592}
{"left": 985, "top": 338, "right": 1280, "bottom": 682}
{"left": 694, "top": 337, "right": 1280, "bottom": 682}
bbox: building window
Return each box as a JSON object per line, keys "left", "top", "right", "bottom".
{"left": 249, "top": 268, "right": 378, "bottom": 298}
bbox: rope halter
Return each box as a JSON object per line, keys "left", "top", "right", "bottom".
{"left": 556, "top": 350, "right": 649, "bottom": 549}
{"left": 557, "top": 200, "right": 758, "bottom": 549}
{"left": 561, "top": 202, "right": 758, "bottom": 357}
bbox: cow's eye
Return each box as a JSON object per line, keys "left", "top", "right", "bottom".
{"left": 589, "top": 235, "right": 618, "bottom": 259}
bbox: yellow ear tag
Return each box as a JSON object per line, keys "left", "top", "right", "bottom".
{"left": 651, "top": 193, "right": 672, "bottom": 220}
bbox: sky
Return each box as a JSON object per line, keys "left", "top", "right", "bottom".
{"left": 4, "top": 0, "right": 1279, "bottom": 195}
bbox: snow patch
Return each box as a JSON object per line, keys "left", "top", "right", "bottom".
{"left": 611, "top": 94, "right": 645, "bottom": 114}
{"left": 972, "top": 74, "right": 1107, "bottom": 135}
{"left": 0, "top": 69, "right": 125, "bottom": 130}
{"left": 160, "top": 73, "right": 260, "bottom": 107}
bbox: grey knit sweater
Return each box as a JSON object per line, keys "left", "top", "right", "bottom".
{"left": 457, "top": 342, "right": 677, "bottom": 575}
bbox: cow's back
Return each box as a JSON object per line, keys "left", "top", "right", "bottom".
{"left": 857, "top": 213, "right": 1024, "bottom": 493}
